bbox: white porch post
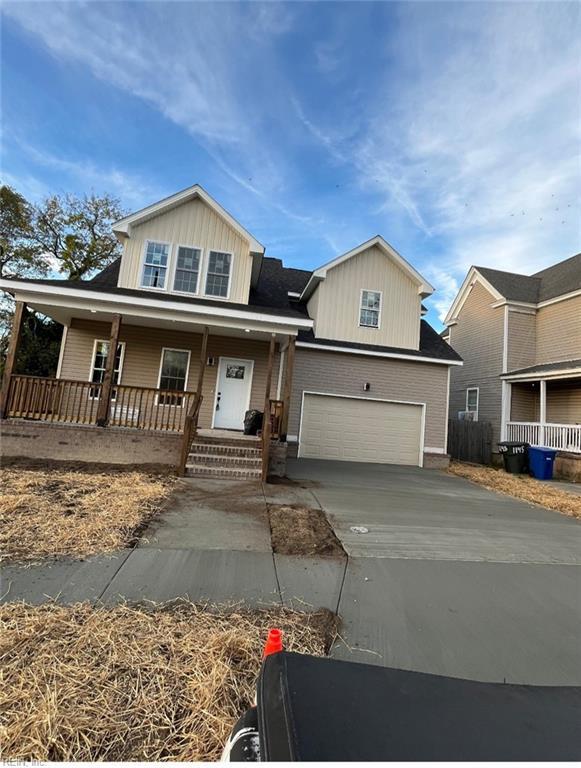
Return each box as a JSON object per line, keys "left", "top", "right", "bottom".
{"left": 501, "top": 380, "right": 512, "bottom": 441}
{"left": 539, "top": 379, "right": 546, "bottom": 447}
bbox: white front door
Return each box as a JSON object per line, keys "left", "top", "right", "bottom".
{"left": 213, "top": 357, "right": 254, "bottom": 430}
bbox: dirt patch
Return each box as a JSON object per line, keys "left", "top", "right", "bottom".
{"left": 0, "top": 600, "right": 338, "bottom": 761}
{"left": 448, "top": 461, "right": 581, "bottom": 520}
{"left": 268, "top": 504, "right": 346, "bottom": 557}
{"left": 0, "top": 468, "right": 175, "bottom": 564}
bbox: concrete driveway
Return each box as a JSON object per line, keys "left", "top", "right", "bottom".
{"left": 287, "top": 459, "right": 581, "bottom": 684}
{"left": 287, "top": 459, "right": 581, "bottom": 564}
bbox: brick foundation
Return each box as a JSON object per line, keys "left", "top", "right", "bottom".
{"left": 555, "top": 452, "right": 581, "bottom": 482}
{"left": 1, "top": 419, "right": 182, "bottom": 468}
{"left": 423, "top": 452, "right": 451, "bottom": 470}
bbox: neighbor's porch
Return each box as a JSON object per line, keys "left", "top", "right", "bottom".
{"left": 0, "top": 301, "right": 298, "bottom": 477}
{"left": 504, "top": 375, "right": 581, "bottom": 454}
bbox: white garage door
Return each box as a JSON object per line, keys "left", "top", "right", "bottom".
{"left": 299, "top": 394, "right": 423, "bottom": 466}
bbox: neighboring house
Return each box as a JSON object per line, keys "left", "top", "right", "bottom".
{"left": 444, "top": 255, "right": 581, "bottom": 469}
{"left": 0, "top": 184, "right": 461, "bottom": 475}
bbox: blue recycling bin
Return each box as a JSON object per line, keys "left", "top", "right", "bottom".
{"left": 528, "top": 446, "right": 557, "bottom": 480}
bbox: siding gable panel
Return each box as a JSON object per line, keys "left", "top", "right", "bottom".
{"left": 308, "top": 244, "right": 421, "bottom": 348}
{"left": 117, "top": 197, "right": 253, "bottom": 304}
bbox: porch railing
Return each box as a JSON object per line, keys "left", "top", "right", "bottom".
{"left": 5, "top": 375, "right": 198, "bottom": 433}
{"left": 506, "top": 422, "right": 540, "bottom": 446}
{"left": 506, "top": 421, "right": 581, "bottom": 454}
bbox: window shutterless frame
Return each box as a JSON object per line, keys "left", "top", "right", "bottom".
{"left": 140, "top": 239, "right": 173, "bottom": 291}
{"left": 169, "top": 244, "right": 204, "bottom": 296}
{"left": 359, "top": 288, "right": 382, "bottom": 329}
{"left": 203, "top": 250, "right": 234, "bottom": 300}
{"left": 88, "top": 339, "right": 126, "bottom": 400}
{"left": 466, "top": 387, "right": 479, "bottom": 415}
{"left": 155, "top": 347, "right": 192, "bottom": 406}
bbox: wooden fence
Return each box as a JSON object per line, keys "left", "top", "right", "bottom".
{"left": 447, "top": 419, "right": 493, "bottom": 464}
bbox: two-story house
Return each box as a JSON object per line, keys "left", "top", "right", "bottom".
{"left": 444, "top": 255, "right": 581, "bottom": 477}
{"left": 0, "top": 184, "right": 461, "bottom": 477}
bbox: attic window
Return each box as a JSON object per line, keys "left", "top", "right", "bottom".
{"left": 142, "top": 241, "right": 170, "bottom": 289}
{"left": 359, "top": 290, "right": 381, "bottom": 328}
{"left": 205, "top": 251, "right": 231, "bottom": 298}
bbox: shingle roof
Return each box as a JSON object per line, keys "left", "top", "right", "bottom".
{"left": 503, "top": 358, "right": 581, "bottom": 377}
{"left": 297, "top": 320, "right": 462, "bottom": 363}
{"left": 533, "top": 253, "right": 581, "bottom": 301}
{"left": 475, "top": 253, "right": 581, "bottom": 304}
{"left": 1, "top": 256, "right": 311, "bottom": 321}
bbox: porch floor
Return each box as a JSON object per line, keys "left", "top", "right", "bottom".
{"left": 196, "top": 428, "right": 259, "bottom": 441}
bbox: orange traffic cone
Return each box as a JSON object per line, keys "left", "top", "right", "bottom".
{"left": 263, "top": 628, "right": 283, "bottom": 657}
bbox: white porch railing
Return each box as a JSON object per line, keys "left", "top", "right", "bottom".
{"left": 507, "top": 422, "right": 581, "bottom": 453}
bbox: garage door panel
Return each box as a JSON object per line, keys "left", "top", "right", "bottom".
{"left": 300, "top": 394, "right": 422, "bottom": 466}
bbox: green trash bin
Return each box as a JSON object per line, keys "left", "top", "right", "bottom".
{"left": 498, "top": 441, "right": 529, "bottom": 474}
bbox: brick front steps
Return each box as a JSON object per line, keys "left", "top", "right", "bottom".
{"left": 186, "top": 434, "right": 262, "bottom": 480}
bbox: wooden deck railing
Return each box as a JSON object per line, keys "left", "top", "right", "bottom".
{"left": 5, "top": 375, "right": 198, "bottom": 433}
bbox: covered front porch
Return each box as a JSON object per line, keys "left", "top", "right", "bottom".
{"left": 502, "top": 363, "right": 581, "bottom": 454}
{"left": 0, "top": 291, "right": 308, "bottom": 478}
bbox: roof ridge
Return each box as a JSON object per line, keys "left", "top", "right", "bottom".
{"left": 475, "top": 265, "right": 540, "bottom": 281}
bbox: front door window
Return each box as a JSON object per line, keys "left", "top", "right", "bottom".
{"left": 214, "top": 358, "right": 253, "bottom": 429}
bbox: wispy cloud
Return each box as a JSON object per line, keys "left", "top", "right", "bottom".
{"left": 291, "top": 2, "right": 580, "bottom": 315}
{"left": 2, "top": 1, "right": 313, "bottom": 225}
{"left": 4, "top": 138, "right": 166, "bottom": 208}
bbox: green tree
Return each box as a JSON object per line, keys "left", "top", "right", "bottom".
{"left": 0, "top": 185, "right": 47, "bottom": 278}
{"left": 0, "top": 185, "right": 126, "bottom": 377}
{"left": 32, "top": 192, "right": 125, "bottom": 280}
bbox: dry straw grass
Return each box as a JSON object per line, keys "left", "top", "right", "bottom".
{"left": 0, "top": 468, "right": 174, "bottom": 564}
{"left": 0, "top": 601, "right": 336, "bottom": 762}
{"left": 448, "top": 461, "right": 581, "bottom": 519}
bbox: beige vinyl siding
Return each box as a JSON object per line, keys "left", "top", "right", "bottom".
{"left": 288, "top": 347, "right": 448, "bottom": 452}
{"left": 448, "top": 280, "right": 504, "bottom": 446}
{"left": 300, "top": 394, "right": 422, "bottom": 465}
{"left": 511, "top": 383, "right": 539, "bottom": 421}
{"left": 60, "top": 318, "right": 279, "bottom": 430}
{"left": 536, "top": 295, "right": 581, "bottom": 365}
{"left": 507, "top": 310, "right": 536, "bottom": 371}
{"left": 117, "top": 197, "right": 253, "bottom": 304}
{"left": 547, "top": 381, "right": 581, "bottom": 424}
{"left": 309, "top": 245, "right": 421, "bottom": 349}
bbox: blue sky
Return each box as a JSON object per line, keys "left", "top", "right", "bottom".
{"left": 2, "top": 1, "right": 580, "bottom": 327}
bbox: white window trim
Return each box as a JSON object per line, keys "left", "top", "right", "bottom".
{"left": 140, "top": 239, "right": 173, "bottom": 292}
{"left": 359, "top": 288, "right": 382, "bottom": 329}
{"left": 204, "top": 249, "right": 234, "bottom": 300}
{"left": 155, "top": 347, "right": 192, "bottom": 406}
{"left": 170, "top": 243, "right": 204, "bottom": 296}
{"left": 88, "top": 338, "right": 126, "bottom": 400}
{"left": 466, "top": 387, "right": 479, "bottom": 416}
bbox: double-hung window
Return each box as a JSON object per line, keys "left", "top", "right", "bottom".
{"left": 359, "top": 290, "right": 381, "bottom": 328}
{"left": 157, "top": 348, "right": 190, "bottom": 406}
{"left": 90, "top": 340, "right": 125, "bottom": 399}
{"left": 173, "top": 246, "right": 201, "bottom": 294}
{"left": 142, "top": 241, "right": 170, "bottom": 289}
{"left": 466, "top": 388, "right": 479, "bottom": 418}
{"left": 205, "top": 250, "right": 231, "bottom": 297}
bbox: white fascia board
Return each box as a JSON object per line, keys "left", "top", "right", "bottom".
{"left": 491, "top": 289, "right": 581, "bottom": 311}
{"left": 444, "top": 267, "right": 504, "bottom": 325}
{"left": 491, "top": 299, "right": 537, "bottom": 309}
{"left": 112, "top": 184, "right": 265, "bottom": 254}
{"left": 299, "top": 235, "right": 434, "bottom": 301}
{"left": 501, "top": 367, "right": 581, "bottom": 381}
{"left": 0, "top": 280, "right": 312, "bottom": 332}
{"left": 537, "top": 288, "right": 581, "bottom": 308}
{"left": 296, "top": 340, "right": 462, "bottom": 366}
